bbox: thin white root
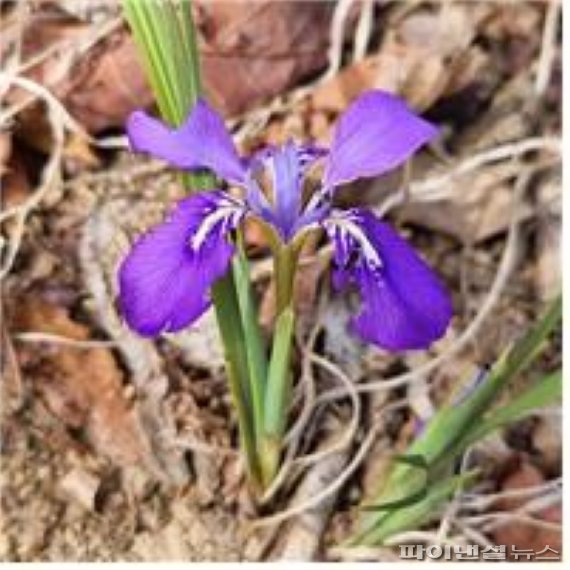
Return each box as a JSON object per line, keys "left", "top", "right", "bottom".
{"left": 259, "top": 323, "right": 321, "bottom": 505}
{"left": 292, "top": 352, "right": 361, "bottom": 468}
{"left": 323, "top": 0, "right": 354, "bottom": 81}
{"left": 12, "top": 332, "right": 118, "bottom": 348}
{"left": 409, "top": 137, "right": 560, "bottom": 202}
{"left": 0, "top": 77, "right": 64, "bottom": 280}
{"left": 534, "top": 0, "right": 560, "bottom": 97}
{"left": 251, "top": 400, "right": 408, "bottom": 529}
{"left": 352, "top": 0, "right": 374, "bottom": 63}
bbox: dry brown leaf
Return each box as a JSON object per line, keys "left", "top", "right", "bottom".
{"left": 12, "top": 298, "right": 164, "bottom": 476}
{"left": 312, "top": 3, "right": 492, "bottom": 114}
{"left": 493, "top": 460, "right": 561, "bottom": 558}
{"left": 197, "top": 0, "right": 332, "bottom": 117}
{"left": 2, "top": 150, "right": 33, "bottom": 209}
{"left": 400, "top": 161, "right": 533, "bottom": 243}
{"left": 14, "top": 1, "right": 332, "bottom": 133}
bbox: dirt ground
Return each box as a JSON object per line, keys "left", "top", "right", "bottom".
{"left": 1, "top": 0, "right": 562, "bottom": 562}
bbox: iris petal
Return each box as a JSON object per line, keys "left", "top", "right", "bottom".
{"left": 119, "top": 191, "right": 244, "bottom": 337}
{"left": 126, "top": 99, "right": 246, "bottom": 184}
{"left": 326, "top": 209, "right": 452, "bottom": 351}
{"left": 245, "top": 143, "right": 327, "bottom": 240}
{"left": 323, "top": 90, "right": 438, "bottom": 190}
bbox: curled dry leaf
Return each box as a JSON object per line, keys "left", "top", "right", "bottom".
{"left": 12, "top": 298, "right": 164, "bottom": 478}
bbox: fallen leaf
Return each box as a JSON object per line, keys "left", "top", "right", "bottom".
{"left": 2, "top": 149, "right": 33, "bottom": 209}
{"left": 197, "top": 0, "right": 332, "bottom": 117}
{"left": 14, "top": 1, "right": 333, "bottom": 133}
{"left": 493, "top": 460, "right": 562, "bottom": 558}
{"left": 12, "top": 298, "right": 164, "bottom": 477}
{"left": 401, "top": 161, "right": 534, "bottom": 243}
{"left": 312, "top": 3, "right": 493, "bottom": 114}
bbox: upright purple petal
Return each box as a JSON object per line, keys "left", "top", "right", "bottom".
{"left": 323, "top": 90, "right": 438, "bottom": 189}
{"left": 119, "top": 191, "right": 244, "bottom": 337}
{"left": 325, "top": 209, "right": 452, "bottom": 351}
{"left": 126, "top": 99, "right": 246, "bottom": 184}
{"left": 269, "top": 142, "right": 303, "bottom": 239}
{"left": 244, "top": 142, "right": 327, "bottom": 240}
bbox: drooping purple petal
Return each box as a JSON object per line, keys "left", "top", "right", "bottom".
{"left": 119, "top": 191, "right": 244, "bottom": 337}
{"left": 325, "top": 209, "right": 452, "bottom": 351}
{"left": 126, "top": 99, "right": 246, "bottom": 184}
{"left": 322, "top": 90, "right": 438, "bottom": 190}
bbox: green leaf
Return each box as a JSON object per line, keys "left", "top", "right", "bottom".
{"left": 258, "top": 307, "right": 295, "bottom": 486}
{"left": 360, "top": 454, "right": 430, "bottom": 511}
{"left": 351, "top": 471, "right": 479, "bottom": 547}
{"left": 232, "top": 246, "right": 268, "bottom": 440}
{"left": 464, "top": 369, "right": 561, "bottom": 446}
{"left": 263, "top": 307, "right": 296, "bottom": 438}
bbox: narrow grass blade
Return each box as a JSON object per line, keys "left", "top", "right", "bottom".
{"left": 354, "top": 295, "right": 561, "bottom": 544}
{"left": 352, "top": 471, "right": 479, "bottom": 546}
{"left": 464, "top": 369, "right": 561, "bottom": 446}
{"left": 232, "top": 246, "right": 268, "bottom": 440}
{"left": 263, "top": 307, "right": 295, "bottom": 438}
{"left": 259, "top": 307, "right": 295, "bottom": 485}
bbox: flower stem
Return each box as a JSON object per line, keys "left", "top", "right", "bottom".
{"left": 274, "top": 244, "right": 298, "bottom": 315}
{"left": 260, "top": 307, "right": 295, "bottom": 487}
{"left": 259, "top": 244, "right": 299, "bottom": 486}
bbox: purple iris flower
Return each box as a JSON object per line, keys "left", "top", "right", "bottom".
{"left": 119, "top": 90, "right": 452, "bottom": 350}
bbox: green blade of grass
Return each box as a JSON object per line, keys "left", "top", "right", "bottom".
{"left": 354, "top": 295, "right": 561, "bottom": 544}
{"left": 463, "top": 369, "right": 561, "bottom": 446}
{"left": 232, "top": 245, "right": 268, "bottom": 440}
{"left": 351, "top": 471, "right": 479, "bottom": 546}
{"left": 259, "top": 306, "right": 295, "bottom": 486}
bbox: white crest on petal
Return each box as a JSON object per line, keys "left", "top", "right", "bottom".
{"left": 190, "top": 195, "right": 246, "bottom": 252}
{"left": 324, "top": 211, "right": 383, "bottom": 269}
